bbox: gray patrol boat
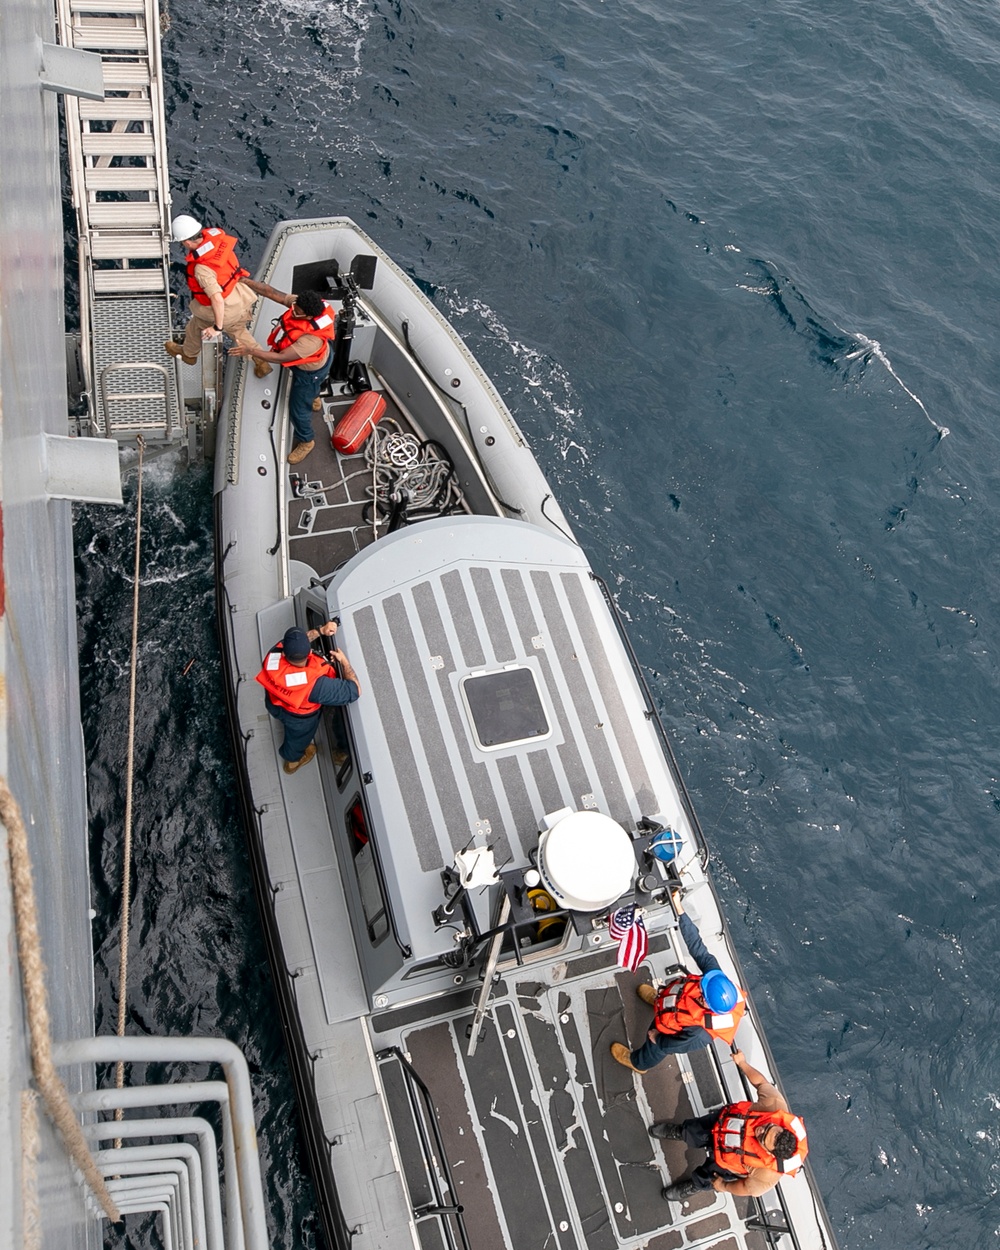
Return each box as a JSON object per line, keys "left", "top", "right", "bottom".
{"left": 215, "top": 217, "right": 839, "bottom": 1250}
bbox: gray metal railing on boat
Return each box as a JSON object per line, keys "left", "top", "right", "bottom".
{"left": 588, "top": 569, "right": 712, "bottom": 869}
{"left": 748, "top": 1198, "right": 798, "bottom": 1247}
{"left": 54, "top": 1034, "right": 269, "bottom": 1250}
{"left": 376, "top": 1047, "right": 472, "bottom": 1250}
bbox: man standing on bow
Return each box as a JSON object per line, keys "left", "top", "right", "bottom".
{"left": 652, "top": 1048, "right": 809, "bottom": 1203}
{"left": 256, "top": 620, "right": 361, "bottom": 775}
{"left": 164, "top": 214, "right": 272, "bottom": 376}
{"left": 230, "top": 279, "right": 336, "bottom": 465}
{"left": 611, "top": 890, "right": 746, "bottom": 1074}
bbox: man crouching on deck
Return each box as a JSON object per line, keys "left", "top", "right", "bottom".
{"left": 652, "top": 1048, "right": 808, "bottom": 1204}
{"left": 256, "top": 621, "right": 361, "bottom": 774}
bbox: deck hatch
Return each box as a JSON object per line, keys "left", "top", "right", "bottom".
{"left": 460, "top": 666, "right": 550, "bottom": 749}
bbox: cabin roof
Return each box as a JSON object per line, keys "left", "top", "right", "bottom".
{"left": 331, "top": 516, "right": 683, "bottom": 960}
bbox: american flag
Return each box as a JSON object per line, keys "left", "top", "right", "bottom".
{"left": 608, "top": 903, "right": 648, "bottom": 972}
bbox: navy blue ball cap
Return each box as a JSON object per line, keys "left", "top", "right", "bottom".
{"left": 282, "top": 627, "right": 311, "bottom": 662}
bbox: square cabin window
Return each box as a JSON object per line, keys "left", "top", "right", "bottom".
{"left": 460, "top": 666, "right": 550, "bottom": 750}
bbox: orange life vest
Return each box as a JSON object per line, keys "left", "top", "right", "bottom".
{"left": 185, "top": 228, "right": 249, "bottom": 305}
{"left": 654, "top": 974, "right": 747, "bottom": 1044}
{"left": 255, "top": 644, "right": 336, "bottom": 714}
{"left": 711, "top": 1103, "right": 808, "bottom": 1177}
{"left": 267, "top": 303, "right": 336, "bottom": 367}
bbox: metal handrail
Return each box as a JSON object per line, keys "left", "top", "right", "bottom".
{"left": 97, "top": 360, "right": 172, "bottom": 437}
{"left": 376, "top": 1047, "right": 472, "bottom": 1250}
{"left": 84, "top": 1115, "right": 224, "bottom": 1250}
{"left": 55, "top": 1034, "right": 268, "bottom": 1250}
{"left": 93, "top": 1144, "right": 209, "bottom": 1250}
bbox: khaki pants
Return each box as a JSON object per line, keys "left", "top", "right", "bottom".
{"left": 182, "top": 292, "right": 262, "bottom": 359}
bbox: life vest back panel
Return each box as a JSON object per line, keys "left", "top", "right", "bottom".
{"left": 654, "top": 974, "right": 746, "bottom": 1043}
{"left": 185, "top": 228, "right": 249, "bottom": 305}
{"left": 711, "top": 1103, "right": 808, "bottom": 1177}
{"left": 267, "top": 303, "right": 337, "bottom": 367}
{"left": 255, "top": 644, "right": 336, "bottom": 714}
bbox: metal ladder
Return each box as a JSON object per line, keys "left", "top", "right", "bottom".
{"left": 56, "top": 0, "right": 183, "bottom": 442}
{"left": 55, "top": 1035, "right": 270, "bottom": 1250}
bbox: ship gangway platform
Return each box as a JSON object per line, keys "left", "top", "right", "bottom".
{"left": 57, "top": 0, "right": 216, "bottom": 449}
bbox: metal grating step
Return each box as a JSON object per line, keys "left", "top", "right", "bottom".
{"left": 86, "top": 202, "right": 162, "bottom": 228}
{"left": 82, "top": 132, "right": 155, "bottom": 158}
{"left": 80, "top": 98, "right": 153, "bottom": 121}
{"left": 84, "top": 167, "right": 157, "bottom": 190}
{"left": 93, "top": 269, "right": 165, "bottom": 293}
{"left": 91, "top": 296, "right": 181, "bottom": 434}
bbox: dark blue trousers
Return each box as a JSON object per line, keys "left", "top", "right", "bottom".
{"left": 681, "top": 1112, "right": 746, "bottom": 1190}
{"left": 266, "top": 698, "right": 321, "bottom": 763}
{"left": 631, "top": 1032, "right": 678, "bottom": 1072}
{"left": 288, "top": 360, "right": 327, "bottom": 444}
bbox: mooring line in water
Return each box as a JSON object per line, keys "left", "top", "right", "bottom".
{"left": 0, "top": 778, "right": 122, "bottom": 1221}
{"left": 114, "top": 434, "right": 146, "bottom": 1129}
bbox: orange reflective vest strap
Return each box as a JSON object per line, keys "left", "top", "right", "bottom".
{"left": 185, "top": 229, "right": 249, "bottom": 305}
{"left": 267, "top": 303, "right": 337, "bottom": 367}
{"left": 711, "top": 1103, "right": 809, "bottom": 1177}
{"left": 654, "top": 974, "right": 747, "bottom": 1044}
{"left": 255, "top": 645, "right": 335, "bottom": 714}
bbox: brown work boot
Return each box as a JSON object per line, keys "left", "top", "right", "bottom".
{"left": 311, "top": 396, "right": 324, "bottom": 412}
{"left": 287, "top": 440, "right": 315, "bottom": 465}
{"left": 165, "top": 340, "right": 197, "bottom": 365}
{"left": 610, "top": 1042, "right": 647, "bottom": 1074}
{"left": 636, "top": 983, "right": 657, "bottom": 1007}
{"left": 282, "top": 743, "right": 317, "bottom": 775}
{"left": 253, "top": 358, "right": 273, "bottom": 378}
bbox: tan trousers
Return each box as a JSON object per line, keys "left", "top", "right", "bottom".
{"left": 182, "top": 286, "right": 262, "bottom": 359}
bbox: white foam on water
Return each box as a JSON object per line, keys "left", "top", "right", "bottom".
{"left": 848, "top": 332, "right": 949, "bottom": 438}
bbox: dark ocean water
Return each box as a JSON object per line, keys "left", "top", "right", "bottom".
{"left": 76, "top": 2, "right": 1000, "bottom": 1247}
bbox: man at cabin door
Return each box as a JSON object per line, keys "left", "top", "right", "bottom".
{"left": 231, "top": 280, "right": 337, "bottom": 466}
{"left": 255, "top": 622, "right": 361, "bottom": 776}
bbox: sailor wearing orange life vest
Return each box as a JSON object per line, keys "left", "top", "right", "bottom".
{"left": 164, "top": 214, "right": 271, "bottom": 376}
{"left": 231, "top": 281, "right": 336, "bottom": 466}
{"left": 256, "top": 622, "right": 361, "bottom": 775}
{"left": 611, "top": 890, "right": 746, "bottom": 1074}
{"left": 653, "top": 1048, "right": 809, "bottom": 1203}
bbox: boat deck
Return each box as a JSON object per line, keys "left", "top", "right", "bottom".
{"left": 373, "top": 950, "right": 770, "bottom": 1250}
{"left": 286, "top": 383, "right": 468, "bottom": 581}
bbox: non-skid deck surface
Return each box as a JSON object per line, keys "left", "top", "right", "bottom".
{"left": 286, "top": 389, "right": 404, "bottom": 578}
{"left": 393, "top": 970, "right": 757, "bottom": 1250}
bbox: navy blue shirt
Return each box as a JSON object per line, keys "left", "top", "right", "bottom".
{"left": 678, "top": 911, "right": 723, "bottom": 977}
{"left": 309, "top": 673, "right": 359, "bottom": 707}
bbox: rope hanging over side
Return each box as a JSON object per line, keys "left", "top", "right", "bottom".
{"left": 0, "top": 778, "right": 121, "bottom": 1222}
{"left": 115, "top": 434, "right": 145, "bottom": 1113}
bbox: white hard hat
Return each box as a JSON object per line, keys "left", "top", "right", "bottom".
{"left": 170, "top": 214, "right": 202, "bottom": 242}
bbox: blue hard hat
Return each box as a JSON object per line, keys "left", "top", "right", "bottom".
{"left": 702, "top": 970, "right": 738, "bottom": 1014}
